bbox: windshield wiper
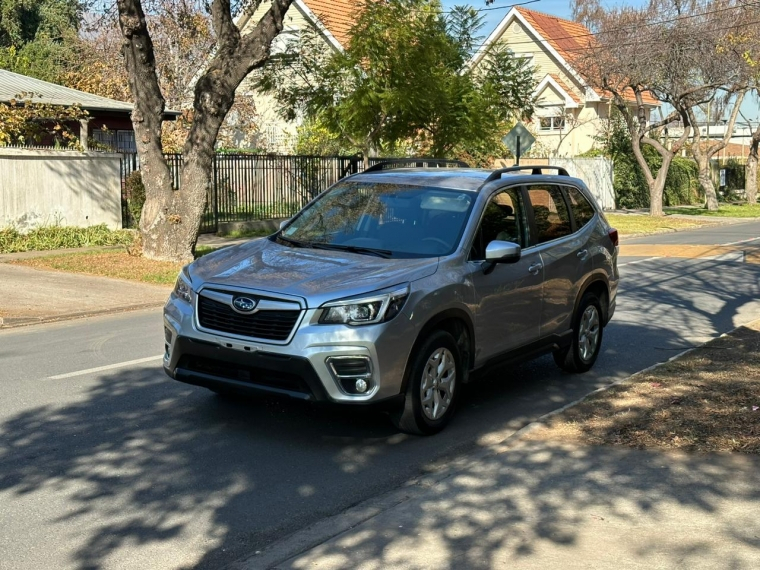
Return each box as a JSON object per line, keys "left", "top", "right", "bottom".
{"left": 307, "top": 242, "right": 393, "bottom": 258}
{"left": 276, "top": 234, "right": 307, "bottom": 248}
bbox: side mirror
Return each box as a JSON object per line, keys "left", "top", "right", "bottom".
{"left": 485, "top": 240, "right": 521, "bottom": 263}
{"left": 482, "top": 240, "right": 521, "bottom": 275}
{"left": 279, "top": 219, "right": 291, "bottom": 230}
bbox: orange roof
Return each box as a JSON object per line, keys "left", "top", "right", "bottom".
{"left": 548, "top": 73, "right": 582, "bottom": 104}
{"left": 302, "top": 0, "right": 354, "bottom": 48}
{"left": 516, "top": 7, "right": 659, "bottom": 106}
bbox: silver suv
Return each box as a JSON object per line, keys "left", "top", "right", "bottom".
{"left": 163, "top": 162, "right": 619, "bottom": 434}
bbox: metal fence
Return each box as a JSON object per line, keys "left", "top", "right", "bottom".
{"left": 121, "top": 152, "right": 366, "bottom": 233}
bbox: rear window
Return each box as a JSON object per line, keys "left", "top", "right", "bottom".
{"left": 566, "top": 187, "right": 596, "bottom": 229}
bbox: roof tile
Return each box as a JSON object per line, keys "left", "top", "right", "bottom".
{"left": 517, "top": 7, "right": 659, "bottom": 106}
{"left": 302, "top": 0, "right": 354, "bottom": 48}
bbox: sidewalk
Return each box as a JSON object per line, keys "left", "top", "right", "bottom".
{"left": 0, "top": 263, "right": 170, "bottom": 328}
{"left": 0, "top": 235, "right": 249, "bottom": 328}
{"left": 238, "top": 439, "right": 759, "bottom": 570}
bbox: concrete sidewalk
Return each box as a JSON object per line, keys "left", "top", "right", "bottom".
{"left": 0, "top": 263, "right": 169, "bottom": 327}
{"left": 0, "top": 234, "right": 252, "bottom": 328}
{"left": 237, "top": 440, "right": 760, "bottom": 570}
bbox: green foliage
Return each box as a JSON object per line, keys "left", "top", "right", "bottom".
{"left": 291, "top": 120, "right": 359, "bottom": 156}
{"left": 258, "top": 0, "right": 535, "bottom": 159}
{"left": 596, "top": 111, "right": 701, "bottom": 208}
{"left": 124, "top": 171, "right": 146, "bottom": 228}
{"left": 0, "top": 224, "right": 135, "bottom": 253}
{"left": 0, "top": 0, "right": 81, "bottom": 82}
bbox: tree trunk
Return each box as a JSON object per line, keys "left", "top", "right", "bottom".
{"left": 630, "top": 128, "right": 670, "bottom": 217}
{"left": 747, "top": 136, "right": 759, "bottom": 205}
{"left": 648, "top": 153, "right": 672, "bottom": 217}
{"left": 118, "top": 0, "right": 294, "bottom": 263}
{"left": 697, "top": 156, "right": 720, "bottom": 210}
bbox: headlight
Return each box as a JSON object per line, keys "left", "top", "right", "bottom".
{"left": 173, "top": 267, "right": 194, "bottom": 304}
{"left": 319, "top": 285, "right": 410, "bottom": 326}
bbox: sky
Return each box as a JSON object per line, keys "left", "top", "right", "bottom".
{"left": 440, "top": 0, "right": 760, "bottom": 123}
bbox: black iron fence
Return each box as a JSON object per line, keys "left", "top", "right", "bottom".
{"left": 121, "top": 152, "right": 366, "bottom": 233}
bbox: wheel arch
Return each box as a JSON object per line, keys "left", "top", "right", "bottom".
{"left": 575, "top": 273, "right": 611, "bottom": 325}
{"left": 400, "top": 309, "right": 476, "bottom": 393}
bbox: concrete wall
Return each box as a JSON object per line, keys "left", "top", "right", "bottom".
{"left": 0, "top": 148, "right": 122, "bottom": 231}
{"left": 492, "top": 156, "right": 615, "bottom": 210}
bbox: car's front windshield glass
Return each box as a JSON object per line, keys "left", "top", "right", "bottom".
{"left": 277, "top": 181, "right": 475, "bottom": 258}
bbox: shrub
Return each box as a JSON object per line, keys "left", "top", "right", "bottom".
{"left": 124, "top": 171, "right": 146, "bottom": 227}
{"left": 0, "top": 224, "right": 135, "bottom": 254}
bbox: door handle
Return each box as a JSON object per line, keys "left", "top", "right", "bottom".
{"left": 576, "top": 249, "right": 589, "bottom": 259}
{"left": 528, "top": 262, "right": 543, "bottom": 275}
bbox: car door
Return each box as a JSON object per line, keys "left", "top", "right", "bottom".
{"left": 525, "top": 183, "right": 584, "bottom": 337}
{"left": 466, "top": 186, "right": 544, "bottom": 364}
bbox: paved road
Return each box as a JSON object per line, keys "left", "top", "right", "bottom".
{"left": 1, "top": 222, "right": 760, "bottom": 570}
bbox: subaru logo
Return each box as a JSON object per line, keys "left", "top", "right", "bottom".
{"left": 232, "top": 296, "right": 257, "bottom": 313}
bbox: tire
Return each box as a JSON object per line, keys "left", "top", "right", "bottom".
{"left": 391, "top": 330, "right": 461, "bottom": 435}
{"left": 553, "top": 291, "right": 604, "bottom": 373}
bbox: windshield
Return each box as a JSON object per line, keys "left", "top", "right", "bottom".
{"left": 276, "top": 181, "right": 475, "bottom": 258}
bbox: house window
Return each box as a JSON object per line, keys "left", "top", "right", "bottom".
{"left": 92, "top": 129, "right": 136, "bottom": 152}
{"left": 116, "top": 131, "right": 137, "bottom": 152}
{"left": 92, "top": 129, "right": 116, "bottom": 149}
{"left": 539, "top": 116, "right": 565, "bottom": 131}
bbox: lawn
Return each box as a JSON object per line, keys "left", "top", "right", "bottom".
{"left": 524, "top": 319, "right": 760, "bottom": 454}
{"left": 665, "top": 204, "right": 760, "bottom": 218}
{"left": 13, "top": 251, "right": 181, "bottom": 286}
{"left": 605, "top": 213, "right": 718, "bottom": 236}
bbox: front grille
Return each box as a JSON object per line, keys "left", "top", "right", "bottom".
{"left": 197, "top": 295, "right": 300, "bottom": 341}
{"left": 178, "top": 355, "right": 311, "bottom": 394}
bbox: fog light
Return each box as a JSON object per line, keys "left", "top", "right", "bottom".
{"left": 355, "top": 379, "right": 369, "bottom": 393}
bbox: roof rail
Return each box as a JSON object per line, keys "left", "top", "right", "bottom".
{"left": 483, "top": 165, "right": 570, "bottom": 183}
{"left": 363, "top": 158, "right": 469, "bottom": 173}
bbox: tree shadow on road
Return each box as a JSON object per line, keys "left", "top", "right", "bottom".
{"left": 0, "top": 257, "right": 759, "bottom": 569}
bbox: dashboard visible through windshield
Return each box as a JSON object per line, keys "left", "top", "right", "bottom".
{"left": 275, "top": 182, "right": 475, "bottom": 258}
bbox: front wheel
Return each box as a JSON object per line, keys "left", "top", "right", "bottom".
{"left": 391, "top": 330, "right": 461, "bottom": 435}
{"left": 554, "top": 291, "right": 604, "bottom": 373}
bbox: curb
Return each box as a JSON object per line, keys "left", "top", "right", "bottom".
{"left": 228, "top": 322, "right": 756, "bottom": 570}
{"left": 0, "top": 302, "right": 166, "bottom": 330}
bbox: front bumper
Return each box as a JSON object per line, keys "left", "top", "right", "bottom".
{"left": 163, "top": 291, "right": 416, "bottom": 404}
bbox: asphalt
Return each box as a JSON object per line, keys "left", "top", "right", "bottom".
{"left": 1, "top": 219, "right": 760, "bottom": 569}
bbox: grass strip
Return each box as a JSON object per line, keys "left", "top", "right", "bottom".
{"left": 524, "top": 321, "right": 760, "bottom": 454}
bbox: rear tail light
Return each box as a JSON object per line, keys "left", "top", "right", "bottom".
{"left": 608, "top": 228, "right": 619, "bottom": 247}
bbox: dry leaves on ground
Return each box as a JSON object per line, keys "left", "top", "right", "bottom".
{"left": 525, "top": 321, "right": 760, "bottom": 454}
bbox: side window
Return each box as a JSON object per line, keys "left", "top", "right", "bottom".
{"left": 527, "top": 185, "right": 572, "bottom": 244}
{"left": 470, "top": 188, "right": 527, "bottom": 260}
{"left": 566, "top": 186, "right": 596, "bottom": 230}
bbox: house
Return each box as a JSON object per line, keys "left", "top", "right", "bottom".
{"left": 0, "top": 68, "right": 178, "bottom": 151}
{"left": 470, "top": 7, "right": 660, "bottom": 157}
{"left": 237, "top": 0, "right": 353, "bottom": 151}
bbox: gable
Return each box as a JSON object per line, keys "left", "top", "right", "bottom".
{"left": 241, "top": 0, "right": 351, "bottom": 52}
{"left": 473, "top": 7, "right": 659, "bottom": 107}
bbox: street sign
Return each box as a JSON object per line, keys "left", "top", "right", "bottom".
{"left": 502, "top": 122, "right": 536, "bottom": 165}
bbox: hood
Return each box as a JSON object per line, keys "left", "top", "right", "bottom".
{"left": 188, "top": 238, "right": 439, "bottom": 307}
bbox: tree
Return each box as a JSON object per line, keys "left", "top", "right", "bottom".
{"left": 115, "top": 0, "right": 294, "bottom": 262}
{"left": 686, "top": 90, "right": 747, "bottom": 209}
{"left": 0, "top": 0, "right": 82, "bottom": 82}
{"left": 0, "top": 92, "right": 88, "bottom": 147}
{"left": 257, "top": 0, "right": 535, "bottom": 165}
{"left": 736, "top": 20, "right": 760, "bottom": 204}
{"left": 573, "top": 0, "right": 750, "bottom": 215}
{"left": 67, "top": 2, "right": 259, "bottom": 153}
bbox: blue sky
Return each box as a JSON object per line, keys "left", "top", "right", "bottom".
{"left": 441, "top": 0, "right": 760, "bottom": 123}
{"left": 440, "top": 0, "right": 574, "bottom": 38}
